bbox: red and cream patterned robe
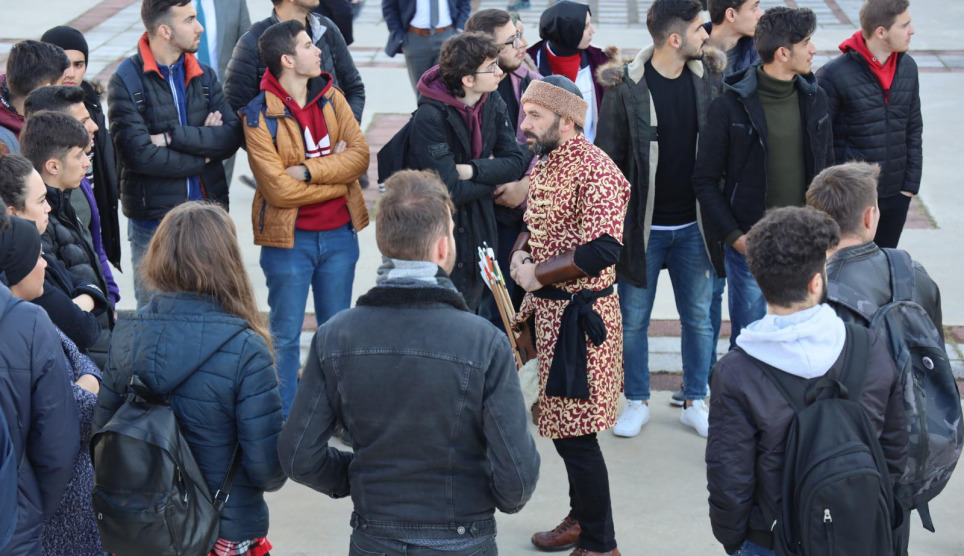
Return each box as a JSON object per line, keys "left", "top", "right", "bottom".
{"left": 516, "top": 135, "right": 631, "bottom": 439}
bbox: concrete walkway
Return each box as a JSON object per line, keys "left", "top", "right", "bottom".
{"left": 4, "top": 1, "right": 964, "bottom": 553}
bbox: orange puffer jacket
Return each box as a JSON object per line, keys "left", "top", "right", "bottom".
{"left": 243, "top": 82, "right": 369, "bottom": 248}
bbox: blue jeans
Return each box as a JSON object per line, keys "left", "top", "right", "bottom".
{"left": 260, "top": 225, "right": 359, "bottom": 416}
{"left": 730, "top": 541, "right": 775, "bottom": 556}
{"left": 619, "top": 225, "right": 714, "bottom": 401}
{"left": 710, "top": 269, "right": 726, "bottom": 366}
{"left": 128, "top": 219, "right": 158, "bottom": 309}
{"left": 724, "top": 246, "right": 766, "bottom": 350}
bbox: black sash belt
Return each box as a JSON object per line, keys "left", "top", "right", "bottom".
{"left": 532, "top": 285, "right": 613, "bottom": 399}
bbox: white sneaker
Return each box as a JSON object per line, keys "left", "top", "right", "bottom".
{"left": 613, "top": 400, "right": 650, "bottom": 437}
{"left": 680, "top": 399, "right": 710, "bottom": 438}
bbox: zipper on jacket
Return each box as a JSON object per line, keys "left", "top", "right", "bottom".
{"left": 823, "top": 508, "right": 835, "bottom": 556}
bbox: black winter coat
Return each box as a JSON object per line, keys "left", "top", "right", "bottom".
{"left": 706, "top": 330, "right": 907, "bottom": 554}
{"left": 82, "top": 80, "right": 121, "bottom": 268}
{"left": 595, "top": 46, "right": 727, "bottom": 288}
{"left": 108, "top": 44, "right": 241, "bottom": 221}
{"left": 408, "top": 92, "right": 525, "bottom": 309}
{"left": 0, "top": 285, "right": 79, "bottom": 556}
{"left": 816, "top": 50, "right": 923, "bottom": 197}
{"left": 692, "top": 66, "right": 835, "bottom": 242}
{"left": 224, "top": 11, "right": 365, "bottom": 122}
{"left": 34, "top": 254, "right": 108, "bottom": 353}
{"left": 41, "top": 187, "right": 111, "bottom": 330}
{"left": 94, "top": 293, "right": 287, "bottom": 542}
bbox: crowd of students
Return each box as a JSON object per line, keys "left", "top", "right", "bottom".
{"left": 0, "top": 0, "right": 954, "bottom": 555}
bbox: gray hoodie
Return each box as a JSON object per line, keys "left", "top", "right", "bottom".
{"left": 735, "top": 303, "right": 845, "bottom": 379}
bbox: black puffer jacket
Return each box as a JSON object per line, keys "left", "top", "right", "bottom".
{"left": 692, "top": 66, "right": 834, "bottom": 242}
{"left": 108, "top": 36, "right": 241, "bottom": 221}
{"left": 94, "top": 292, "right": 287, "bottom": 542}
{"left": 706, "top": 327, "right": 907, "bottom": 553}
{"left": 0, "top": 285, "right": 79, "bottom": 556}
{"left": 409, "top": 70, "right": 525, "bottom": 310}
{"left": 816, "top": 50, "right": 922, "bottom": 197}
{"left": 224, "top": 11, "right": 365, "bottom": 122}
{"left": 41, "top": 187, "right": 111, "bottom": 325}
{"left": 34, "top": 254, "right": 108, "bottom": 353}
{"left": 82, "top": 80, "right": 121, "bottom": 268}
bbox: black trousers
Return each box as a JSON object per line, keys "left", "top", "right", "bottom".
{"left": 874, "top": 193, "right": 913, "bottom": 249}
{"left": 553, "top": 433, "right": 617, "bottom": 552}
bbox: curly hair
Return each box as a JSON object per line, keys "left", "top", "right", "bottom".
{"left": 438, "top": 32, "right": 500, "bottom": 98}
{"left": 745, "top": 206, "right": 840, "bottom": 307}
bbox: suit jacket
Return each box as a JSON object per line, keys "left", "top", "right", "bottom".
{"left": 381, "top": 0, "right": 471, "bottom": 57}
{"left": 211, "top": 0, "right": 251, "bottom": 80}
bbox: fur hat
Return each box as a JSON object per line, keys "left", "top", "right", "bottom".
{"left": 520, "top": 76, "right": 588, "bottom": 128}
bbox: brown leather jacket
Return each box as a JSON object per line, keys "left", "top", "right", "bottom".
{"left": 243, "top": 79, "right": 369, "bottom": 248}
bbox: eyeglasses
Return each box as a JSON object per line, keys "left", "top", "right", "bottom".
{"left": 500, "top": 31, "right": 523, "bottom": 50}
{"left": 475, "top": 61, "right": 502, "bottom": 74}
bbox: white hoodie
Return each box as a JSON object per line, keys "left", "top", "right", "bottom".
{"left": 735, "top": 303, "right": 846, "bottom": 379}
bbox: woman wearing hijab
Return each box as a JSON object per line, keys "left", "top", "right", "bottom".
{"left": 527, "top": 1, "right": 617, "bottom": 143}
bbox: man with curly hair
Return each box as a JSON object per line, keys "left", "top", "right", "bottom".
{"left": 705, "top": 206, "right": 907, "bottom": 556}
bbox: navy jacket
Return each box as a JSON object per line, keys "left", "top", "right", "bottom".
{"left": 0, "top": 285, "right": 79, "bottom": 556}
{"left": 94, "top": 292, "right": 286, "bottom": 541}
{"left": 382, "top": 0, "right": 471, "bottom": 57}
{"left": 278, "top": 279, "right": 540, "bottom": 535}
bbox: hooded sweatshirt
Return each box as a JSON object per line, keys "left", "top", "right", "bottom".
{"left": 417, "top": 66, "right": 486, "bottom": 160}
{"left": 260, "top": 70, "right": 349, "bottom": 231}
{"left": 839, "top": 30, "right": 899, "bottom": 103}
{"left": 735, "top": 303, "right": 846, "bottom": 379}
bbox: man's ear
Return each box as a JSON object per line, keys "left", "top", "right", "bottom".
{"left": 461, "top": 74, "right": 476, "bottom": 91}
{"left": 433, "top": 233, "right": 449, "bottom": 266}
{"left": 726, "top": 7, "right": 737, "bottom": 23}
{"left": 808, "top": 271, "right": 823, "bottom": 296}
{"left": 43, "top": 158, "right": 59, "bottom": 177}
{"left": 862, "top": 204, "right": 876, "bottom": 231}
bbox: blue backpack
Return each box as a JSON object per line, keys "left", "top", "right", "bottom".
{"left": 0, "top": 297, "right": 21, "bottom": 550}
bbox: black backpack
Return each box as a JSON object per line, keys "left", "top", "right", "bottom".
{"left": 375, "top": 112, "right": 415, "bottom": 185}
{"left": 90, "top": 375, "right": 240, "bottom": 556}
{"left": 828, "top": 248, "right": 963, "bottom": 531}
{"left": 741, "top": 325, "right": 899, "bottom": 556}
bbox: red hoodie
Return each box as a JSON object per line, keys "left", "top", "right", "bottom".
{"left": 260, "top": 70, "right": 349, "bottom": 232}
{"left": 839, "top": 30, "right": 899, "bottom": 103}
{"left": 0, "top": 75, "right": 24, "bottom": 138}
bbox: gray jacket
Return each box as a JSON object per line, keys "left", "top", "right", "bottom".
{"left": 277, "top": 278, "right": 540, "bottom": 537}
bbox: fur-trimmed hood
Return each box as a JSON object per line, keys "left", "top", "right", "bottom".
{"left": 596, "top": 45, "right": 727, "bottom": 88}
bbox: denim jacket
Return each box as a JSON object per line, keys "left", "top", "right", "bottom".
{"left": 277, "top": 279, "right": 540, "bottom": 537}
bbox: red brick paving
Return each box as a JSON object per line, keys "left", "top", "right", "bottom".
{"left": 66, "top": 0, "right": 140, "bottom": 33}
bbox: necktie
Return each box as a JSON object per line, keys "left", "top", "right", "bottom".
{"left": 429, "top": 0, "right": 439, "bottom": 33}
{"left": 195, "top": 0, "right": 211, "bottom": 67}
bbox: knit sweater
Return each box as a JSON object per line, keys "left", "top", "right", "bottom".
{"left": 757, "top": 66, "right": 806, "bottom": 209}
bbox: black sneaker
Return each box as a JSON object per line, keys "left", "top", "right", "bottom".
{"left": 670, "top": 386, "right": 685, "bottom": 407}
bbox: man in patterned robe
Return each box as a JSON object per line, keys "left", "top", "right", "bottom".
{"left": 510, "top": 76, "right": 630, "bottom": 556}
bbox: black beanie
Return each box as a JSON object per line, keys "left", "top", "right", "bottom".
{"left": 41, "top": 26, "right": 89, "bottom": 64}
{"left": 0, "top": 216, "right": 42, "bottom": 286}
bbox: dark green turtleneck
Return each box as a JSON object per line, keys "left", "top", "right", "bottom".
{"left": 756, "top": 66, "right": 806, "bottom": 209}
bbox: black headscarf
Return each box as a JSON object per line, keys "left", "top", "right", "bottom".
{"left": 539, "top": 1, "right": 592, "bottom": 57}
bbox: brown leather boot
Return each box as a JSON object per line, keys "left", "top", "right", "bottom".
{"left": 570, "top": 548, "right": 621, "bottom": 556}
{"left": 531, "top": 514, "right": 581, "bottom": 552}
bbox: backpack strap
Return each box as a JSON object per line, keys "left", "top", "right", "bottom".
{"left": 241, "top": 92, "right": 279, "bottom": 147}
{"left": 734, "top": 347, "right": 807, "bottom": 413}
{"left": 827, "top": 280, "right": 879, "bottom": 323}
{"left": 115, "top": 57, "right": 146, "bottom": 114}
{"left": 835, "top": 323, "right": 873, "bottom": 402}
{"left": 213, "top": 445, "right": 242, "bottom": 511}
{"left": 882, "top": 248, "right": 916, "bottom": 304}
